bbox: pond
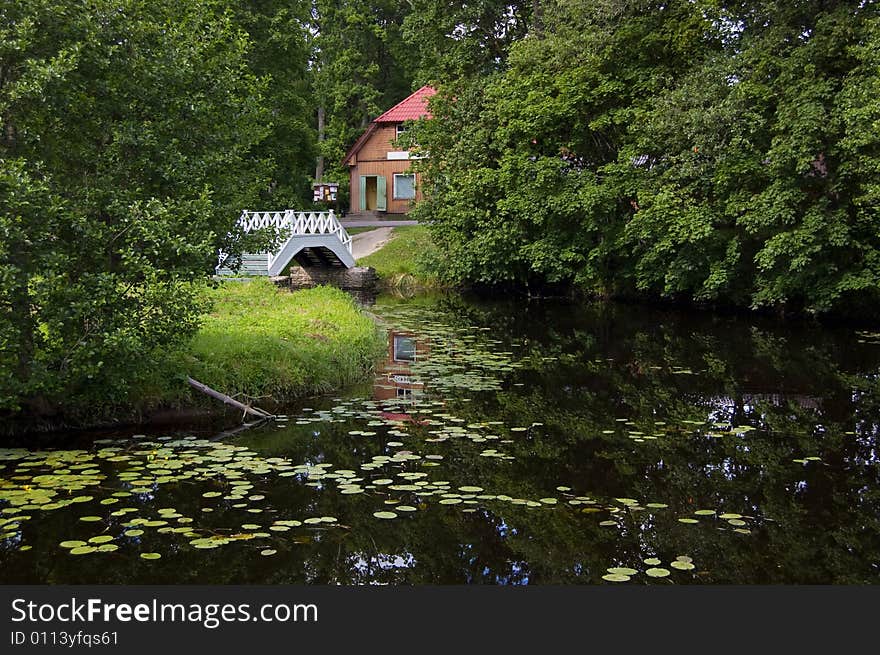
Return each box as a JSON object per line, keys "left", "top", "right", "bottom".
{"left": 1, "top": 293, "right": 879, "bottom": 584}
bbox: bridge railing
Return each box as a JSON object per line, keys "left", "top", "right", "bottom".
{"left": 218, "top": 210, "right": 352, "bottom": 274}
{"left": 239, "top": 210, "right": 352, "bottom": 250}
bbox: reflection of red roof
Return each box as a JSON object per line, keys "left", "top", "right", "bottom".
{"left": 373, "top": 86, "right": 436, "bottom": 123}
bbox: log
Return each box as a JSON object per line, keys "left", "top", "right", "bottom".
{"left": 187, "top": 377, "right": 274, "bottom": 420}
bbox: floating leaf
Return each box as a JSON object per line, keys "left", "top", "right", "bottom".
{"left": 260, "top": 549, "right": 277, "bottom": 556}
{"left": 645, "top": 568, "right": 670, "bottom": 578}
{"left": 69, "top": 546, "right": 96, "bottom": 555}
{"left": 140, "top": 553, "right": 161, "bottom": 560}
{"left": 373, "top": 511, "right": 397, "bottom": 520}
{"left": 643, "top": 558, "right": 661, "bottom": 566}
{"left": 671, "top": 561, "right": 695, "bottom": 570}
{"left": 60, "top": 540, "right": 87, "bottom": 549}
{"left": 607, "top": 567, "right": 638, "bottom": 576}
{"left": 602, "top": 573, "right": 630, "bottom": 582}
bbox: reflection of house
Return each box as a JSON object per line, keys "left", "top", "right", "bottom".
{"left": 342, "top": 86, "right": 436, "bottom": 215}
{"left": 373, "top": 330, "right": 430, "bottom": 401}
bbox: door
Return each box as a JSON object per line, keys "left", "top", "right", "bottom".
{"left": 359, "top": 175, "right": 387, "bottom": 211}
{"left": 376, "top": 175, "right": 387, "bottom": 211}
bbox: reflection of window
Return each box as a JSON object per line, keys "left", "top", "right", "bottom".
{"left": 393, "top": 335, "right": 416, "bottom": 362}
{"left": 396, "top": 388, "right": 413, "bottom": 399}
{"left": 393, "top": 174, "right": 416, "bottom": 200}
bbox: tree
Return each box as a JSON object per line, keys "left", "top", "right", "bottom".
{"left": 413, "top": 0, "right": 880, "bottom": 318}
{"left": 310, "top": 0, "right": 416, "bottom": 202}
{"left": 412, "top": 0, "right": 718, "bottom": 291}
{"left": 401, "top": 0, "right": 533, "bottom": 83}
{"left": 230, "top": 1, "right": 316, "bottom": 208}
{"left": 0, "top": 0, "right": 272, "bottom": 416}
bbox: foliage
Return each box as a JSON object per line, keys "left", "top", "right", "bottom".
{"left": 413, "top": 0, "right": 880, "bottom": 318}
{"left": 0, "top": 0, "right": 272, "bottom": 415}
{"left": 230, "top": 1, "right": 316, "bottom": 208}
{"left": 402, "top": 0, "right": 533, "bottom": 83}
{"left": 310, "top": 0, "right": 417, "bottom": 200}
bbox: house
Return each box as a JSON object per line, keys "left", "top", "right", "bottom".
{"left": 342, "top": 85, "right": 436, "bottom": 215}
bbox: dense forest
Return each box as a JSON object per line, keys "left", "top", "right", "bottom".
{"left": 1, "top": 0, "right": 879, "bottom": 416}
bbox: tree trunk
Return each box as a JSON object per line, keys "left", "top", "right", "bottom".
{"left": 315, "top": 105, "right": 325, "bottom": 182}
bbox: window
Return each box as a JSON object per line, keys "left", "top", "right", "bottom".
{"left": 393, "top": 174, "right": 416, "bottom": 200}
{"left": 393, "top": 335, "right": 416, "bottom": 362}
{"left": 396, "top": 124, "right": 408, "bottom": 139}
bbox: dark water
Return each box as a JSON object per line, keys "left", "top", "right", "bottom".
{"left": 2, "top": 294, "right": 879, "bottom": 584}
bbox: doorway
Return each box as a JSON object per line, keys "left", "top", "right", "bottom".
{"left": 359, "top": 175, "right": 387, "bottom": 212}
{"left": 365, "top": 176, "right": 377, "bottom": 210}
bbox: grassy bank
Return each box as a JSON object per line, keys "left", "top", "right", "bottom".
{"left": 357, "top": 225, "right": 443, "bottom": 289}
{"left": 139, "top": 279, "right": 384, "bottom": 411}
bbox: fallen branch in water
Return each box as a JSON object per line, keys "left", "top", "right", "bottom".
{"left": 187, "top": 377, "right": 275, "bottom": 420}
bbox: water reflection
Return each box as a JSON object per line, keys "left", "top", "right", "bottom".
{"left": 373, "top": 330, "right": 428, "bottom": 402}
{"left": 1, "top": 294, "right": 878, "bottom": 584}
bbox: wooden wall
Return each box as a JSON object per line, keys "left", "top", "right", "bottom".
{"left": 347, "top": 124, "right": 424, "bottom": 215}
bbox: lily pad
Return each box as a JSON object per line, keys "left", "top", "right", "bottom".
{"left": 373, "top": 511, "right": 397, "bottom": 519}
{"left": 645, "top": 568, "right": 670, "bottom": 578}
{"left": 140, "top": 552, "right": 161, "bottom": 560}
{"left": 602, "top": 573, "right": 631, "bottom": 582}
{"left": 60, "top": 540, "right": 87, "bottom": 549}
{"left": 69, "top": 546, "right": 96, "bottom": 555}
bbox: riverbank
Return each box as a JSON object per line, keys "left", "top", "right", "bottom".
{"left": 167, "top": 279, "right": 384, "bottom": 404}
{"left": 4, "top": 280, "right": 384, "bottom": 436}
{"left": 356, "top": 225, "right": 444, "bottom": 291}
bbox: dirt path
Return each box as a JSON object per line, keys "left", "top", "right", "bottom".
{"left": 351, "top": 227, "right": 394, "bottom": 260}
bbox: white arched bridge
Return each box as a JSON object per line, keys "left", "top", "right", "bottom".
{"left": 217, "top": 210, "right": 354, "bottom": 276}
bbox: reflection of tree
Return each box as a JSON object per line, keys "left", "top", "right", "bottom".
{"left": 3, "top": 295, "right": 878, "bottom": 584}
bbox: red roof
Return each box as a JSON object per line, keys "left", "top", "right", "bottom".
{"left": 373, "top": 85, "right": 436, "bottom": 123}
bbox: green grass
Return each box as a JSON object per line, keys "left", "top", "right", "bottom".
{"left": 357, "top": 225, "right": 441, "bottom": 288}
{"left": 141, "top": 279, "right": 384, "bottom": 409}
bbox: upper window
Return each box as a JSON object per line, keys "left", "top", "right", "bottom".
{"left": 393, "top": 174, "right": 416, "bottom": 200}
{"left": 396, "top": 124, "right": 408, "bottom": 139}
